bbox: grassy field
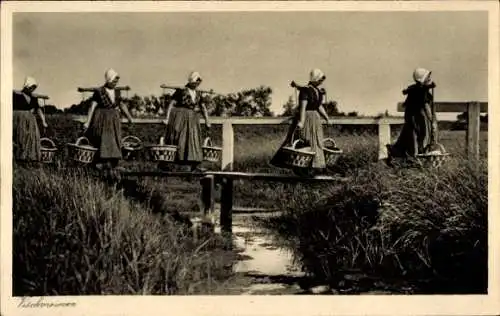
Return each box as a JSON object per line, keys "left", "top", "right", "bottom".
{"left": 14, "top": 114, "right": 488, "bottom": 294}
{"left": 40, "top": 114, "right": 487, "bottom": 211}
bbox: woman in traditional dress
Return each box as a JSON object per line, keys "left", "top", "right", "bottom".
{"left": 270, "top": 68, "right": 329, "bottom": 175}
{"left": 83, "top": 68, "right": 134, "bottom": 170}
{"left": 162, "top": 71, "right": 211, "bottom": 172}
{"left": 387, "top": 68, "right": 437, "bottom": 163}
{"left": 13, "top": 76, "right": 48, "bottom": 165}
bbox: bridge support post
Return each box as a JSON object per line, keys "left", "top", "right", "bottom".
{"left": 220, "top": 177, "right": 233, "bottom": 247}
{"left": 200, "top": 175, "right": 214, "bottom": 216}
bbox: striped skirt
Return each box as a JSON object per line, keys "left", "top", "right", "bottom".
{"left": 85, "top": 108, "right": 122, "bottom": 160}
{"left": 13, "top": 110, "right": 41, "bottom": 162}
{"left": 271, "top": 110, "right": 326, "bottom": 169}
{"left": 165, "top": 107, "right": 203, "bottom": 163}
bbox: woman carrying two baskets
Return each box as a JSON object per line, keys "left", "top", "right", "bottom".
{"left": 161, "top": 71, "right": 211, "bottom": 172}
{"left": 270, "top": 68, "right": 330, "bottom": 175}
{"left": 82, "top": 69, "right": 134, "bottom": 171}
{"left": 13, "top": 76, "right": 49, "bottom": 166}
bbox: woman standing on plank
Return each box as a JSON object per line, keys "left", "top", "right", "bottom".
{"left": 387, "top": 68, "right": 437, "bottom": 162}
{"left": 162, "top": 71, "right": 211, "bottom": 172}
{"left": 83, "top": 68, "right": 134, "bottom": 171}
{"left": 270, "top": 68, "right": 329, "bottom": 175}
{"left": 13, "top": 76, "right": 49, "bottom": 166}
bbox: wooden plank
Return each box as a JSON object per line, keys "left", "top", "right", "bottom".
{"left": 207, "top": 171, "right": 351, "bottom": 183}
{"left": 221, "top": 121, "right": 234, "bottom": 171}
{"left": 121, "top": 171, "right": 208, "bottom": 178}
{"left": 77, "top": 86, "right": 131, "bottom": 92}
{"left": 121, "top": 170, "right": 350, "bottom": 183}
{"left": 378, "top": 123, "right": 391, "bottom": 160}
{"left": 232, "top": 207, "right": 280, "bottom": 214}
{"left": 220, "top": 178, "right": 233, "bottom": 237}
{"left": 71, "top": 115, "right": 405, "bottom": 125}
{"left": 397, "top": 102, "right": 488, "bottom": 113}
{"left": 467, "top": 102, "right": 481, "bottom": 160}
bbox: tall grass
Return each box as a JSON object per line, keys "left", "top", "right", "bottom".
{"left": 34, "top": 114, "right": 488, "bottom": 294}
{"left": 13, "top": 166, "right": 234, "bottom": 295}
{"left": 258, "top": 156, "right": 487, "bottom": 293}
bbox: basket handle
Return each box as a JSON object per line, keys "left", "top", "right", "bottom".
{"left": 291, "top": 139, "right": 302, "bottom": 149}
{"left": 289, "top": 127, "right": 306, "bottom": 149}
{"left": 436, "top": 142, "right": 446, "bottom": 153}
{"left": 40, "top": 137, "right": 56, "bottom": 149}
{"left": 203, "top": 137, "right": 212, "bottom": 147}
{"left": 122, "top": 135, "right": 142, "bottom": 144}
{"left": 75, "top": 137, "right": 90, "bottom": 146}
{"left": 323, "top": 138, "right": 337, "bottom": 149}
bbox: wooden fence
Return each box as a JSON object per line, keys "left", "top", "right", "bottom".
{"left": 72, "top": 101, "right": 487, "bottom": 170}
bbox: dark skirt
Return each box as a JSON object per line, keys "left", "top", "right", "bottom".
{"left": 85, "top": 108, "right": 122, "bottom": 160}
{"left": 165, "top": 107, "right": 203, "bottom": 163}
{"left": 389, "top": 104, "right": 433, "bottom": 158}
{"left": 13, "top": 110, "right": 41, "bottom": 162}
{"left": 270, "top": 110, "right": 326, "bottom": 169}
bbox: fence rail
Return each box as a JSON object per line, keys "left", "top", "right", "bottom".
{"left": 72, "top": 101, "right": 487, "bottom": 171}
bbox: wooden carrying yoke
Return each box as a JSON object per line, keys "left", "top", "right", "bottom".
{"left": 160, "top": 84, "right": 218, "bottom": 96}
{"left": 13, "top": 90, "right": 50, "bottom": 100}
{"left": 77, "top": 86, "right": 131, "bottom": 93}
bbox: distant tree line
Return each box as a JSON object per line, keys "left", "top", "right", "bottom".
{"left": 58, "top": 88, "right": 487, "bottom": 132}
{"left": 63, "top": 86, "right": 275, "bottom": 117}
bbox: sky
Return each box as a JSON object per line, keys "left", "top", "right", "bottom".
{"left": 13, "top": 11, "right": 488, "bottom": 117}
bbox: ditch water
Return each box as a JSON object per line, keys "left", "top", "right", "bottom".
{"left": 210, "top": 214, "right": 410, "bottom": 295}
{"left": 214, "top": 215, "right": 308, "bottom": 295}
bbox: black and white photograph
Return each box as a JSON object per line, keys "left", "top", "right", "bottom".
{"left": 1, "top": 1, "right": 499, "bottom": 316}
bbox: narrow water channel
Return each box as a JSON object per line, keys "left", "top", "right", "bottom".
{"left": 214, "top": 215, "right": 307, "bottom": 295}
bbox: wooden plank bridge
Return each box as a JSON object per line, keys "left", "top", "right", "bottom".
{"left": 121, "top": 170, "right": 350, "bottom": 235}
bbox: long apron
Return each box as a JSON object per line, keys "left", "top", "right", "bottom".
{"left": 391, "top": 103, "right": 433, "bottom": 158}
{"left": 165, "top": 107, "right": 203, "bottom": 163}
{"left": 13, "top": 110, "right": 41, "bottom": 162}
{"left": 85, "top": 108, "right": 122, "bottom": 160}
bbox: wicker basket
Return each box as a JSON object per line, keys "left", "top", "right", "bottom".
{"left": 416, "top": 143, "right": 450, "bottom": 168}
{"left": 278, "top": 138, "right": 315, "bottom": 168}
{"left": 121, "top": 135, "right": 143, "bottom": 160}
{"left": 67, "top": 137, "right": 98, "bottom": 164}
{"left": 202, "top": 137, "right": 222, "bottom": 163}
{"left": 147, "top": 138, "right": 177, "bottom": 162}
{"left": 323, "top": 138, "right": 343, "bottom": 167}
{"left": 40, "top": 137, "right": 58, "bottom": 163}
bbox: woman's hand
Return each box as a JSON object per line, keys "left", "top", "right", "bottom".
{"left": 297, "top": 120, "right": 304, "bottom": 129}
{"left": 162, "top": 118, "right": 169, "bottom": 126}
{"left": 42, "top": 121, "right": 48, "bottom": 128}
{"left": 206, "top": 121, "right": 211, "bottom": 128}
{"left": 82, "top": 121, "right": 89, "bottom": 131}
